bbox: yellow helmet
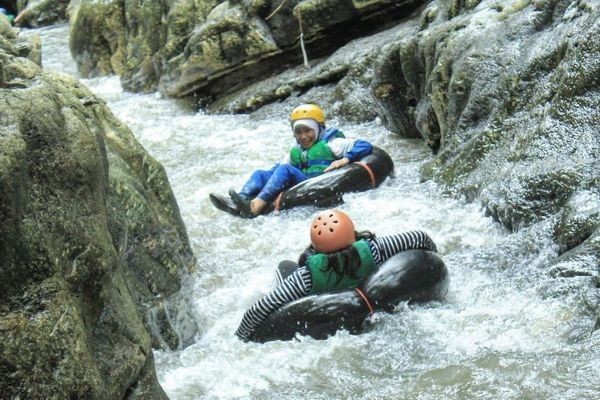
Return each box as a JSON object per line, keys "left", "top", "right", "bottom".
{"left": 290, "top": 104, "right": 325, "bottom": 125}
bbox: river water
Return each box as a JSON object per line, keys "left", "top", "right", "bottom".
{"left": 27, "top": 24, "right": 599, "bottom": 400}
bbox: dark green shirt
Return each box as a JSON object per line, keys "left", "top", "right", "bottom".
{"left": 307, "top": 240, "right": 376, "bottom": 294}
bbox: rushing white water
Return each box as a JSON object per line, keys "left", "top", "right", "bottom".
{"left": 27, "top": 24, "right": 600, "bottom": 400}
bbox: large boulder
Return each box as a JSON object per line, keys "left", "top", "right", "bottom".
{"left": 160, "top": 0, "right": 280, "bottom": 98}
{"left": 69, "top": 0, "right": 129, "bottom": 78}
{"left": 1, "top": 28, "right": 195, "bottom": 398}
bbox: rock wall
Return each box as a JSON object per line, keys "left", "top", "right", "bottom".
{"left": 1, "top": 21, "right": 196, "bottom": 398}
{"left": 376, "top": 0, "right": 599, "bottom": 298}
{"left": 68, "top": 0, "right": 424, "bottom": 97}
{"left": 401, "top": 0, "right": 599, "bottom": 322}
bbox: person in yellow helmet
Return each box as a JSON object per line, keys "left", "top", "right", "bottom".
{"left": 213, "top": 104, "right": 374, "bottom": 218}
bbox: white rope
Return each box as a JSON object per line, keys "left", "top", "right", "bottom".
{"left": 263, "top": 0, "right": 309, "bottom": 68}
{"left": 265, "top": 0, "right": 289, "bottom": 20}
{"left": 299, "top": 13, "right": 309, "bottom": 68}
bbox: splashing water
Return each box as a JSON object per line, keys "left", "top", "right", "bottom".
{"left": 27, "top": 24, "right": 600, "bottom": 400}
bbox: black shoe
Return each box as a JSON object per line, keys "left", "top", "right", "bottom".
{"left": 228, "top": 189, "right": 256, "bottom": 219}
{"left": 209, "top": 193, "right": 240, "bottom": 216}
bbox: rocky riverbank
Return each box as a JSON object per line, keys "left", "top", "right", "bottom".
{"left": 1, "top": 15, "right": 197, "bottom": 398}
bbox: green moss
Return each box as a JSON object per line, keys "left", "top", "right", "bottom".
{"left": 421, "top": 127, "right": 503, "bottom": 190}
{"left": 0, "top": 279, "right": 104, "bottom": 398}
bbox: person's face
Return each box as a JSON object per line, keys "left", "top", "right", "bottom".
{"left": 294, "top": 127, "right": 317, "bottom": 149}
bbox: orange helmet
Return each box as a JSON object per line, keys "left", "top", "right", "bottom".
{"left": 310, "top": 209, "right": 356, "bottom": 253}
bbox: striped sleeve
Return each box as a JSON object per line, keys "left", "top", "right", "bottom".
{"left": 368, "top": 230, "right": 437, "bottom": 266}
{"left": 275, "top": 268, "right": 285, "bottom": 285}
{"left": 236, "top": 267, "right": 312, "bottom": 341}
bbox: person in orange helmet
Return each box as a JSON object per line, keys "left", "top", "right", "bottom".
{"left": 236, "top": 209, "right": 438, "bottom": 341}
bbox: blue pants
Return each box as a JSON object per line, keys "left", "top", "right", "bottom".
{"left": 240, "top": 163, "right": 308, "bottom": 203}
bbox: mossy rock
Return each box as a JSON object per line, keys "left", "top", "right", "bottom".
{"left": 1, "top": 43, "right": 194, "bottom": 397}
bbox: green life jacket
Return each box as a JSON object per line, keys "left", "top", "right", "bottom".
{"left": 307, "top": 239, "right": 376, "bottom": 294}
{"left": 290, "top": 128, "right": 345, "bottom": 177}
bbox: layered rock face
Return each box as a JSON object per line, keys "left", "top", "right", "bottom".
{"left": 404, "top": 0, "right": 599, "bottom": 317}
{"left": 68, "top": 0, "right": 424, "bottom": 96}
{"left": 1, "top": 20, "right": 196, "bottom": 399}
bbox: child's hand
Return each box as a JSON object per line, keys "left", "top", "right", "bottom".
{"left": 324, "top": 157, "right": 350, "bottom": 172}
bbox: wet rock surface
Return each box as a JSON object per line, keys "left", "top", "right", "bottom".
{"left": 1, "top": 26, "right": 196, "bottom": 399}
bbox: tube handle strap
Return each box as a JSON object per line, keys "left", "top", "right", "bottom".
{"left": 274, "top": 192, "right": 284, "bottom": 212}
{"left": 354, "top": 287, "right": 374, "bottom": 315}
{"left": 354, "top": 162, "right": 377, "bottom": 188}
